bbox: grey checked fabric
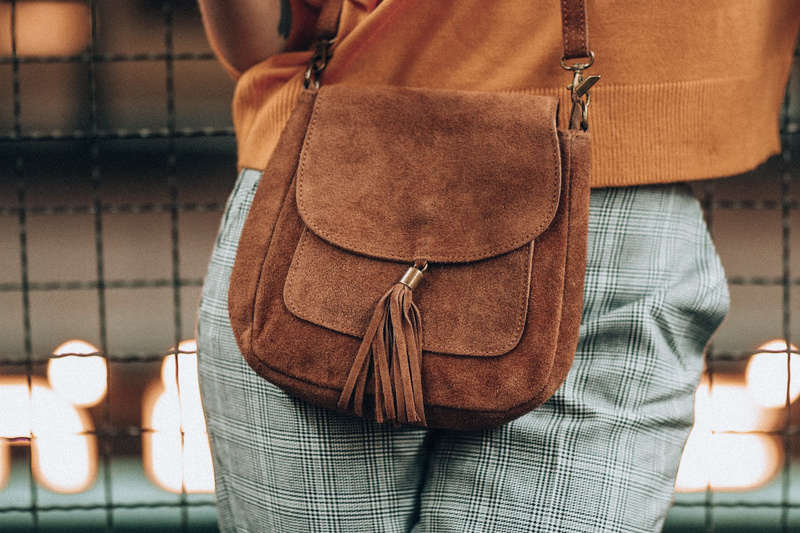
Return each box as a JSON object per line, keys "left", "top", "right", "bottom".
{"left": 197, "top": 168, "right": 729, "bottom": 533}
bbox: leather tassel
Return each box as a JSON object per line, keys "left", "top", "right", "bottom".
{"left": 338, "top": 262, "right": 427, "bottom": 426}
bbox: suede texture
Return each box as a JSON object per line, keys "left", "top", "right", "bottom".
{"left": 297, "top": 85, "right": 561, "bottom": 262}
{"left": 228, "top": 86, "right": 591, "bottom": 430}
{"left": 285, "top": 229, "right": 532, "bottom": 356}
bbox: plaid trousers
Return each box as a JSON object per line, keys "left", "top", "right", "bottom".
{"left": 197, "top": 168, "right": 729, "bottom": 533}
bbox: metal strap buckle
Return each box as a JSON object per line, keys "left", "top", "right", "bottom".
{"left": 304, "top": 38, "right": 335, "bottom": 89}
{"left": 561, "top": 51, "right": 600, "bottom": 131}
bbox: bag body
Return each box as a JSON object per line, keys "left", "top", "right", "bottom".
{"left": 228, "top": 84, "right": 590, "bottom": 430}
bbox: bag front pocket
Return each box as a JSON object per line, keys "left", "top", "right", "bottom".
{"left": 285, "top": 228, "right": 535, "bottom": 357}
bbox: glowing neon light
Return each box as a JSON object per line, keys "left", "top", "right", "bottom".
{"left": 675, "top": 376, "right": 782, "bottom": 493}
{"left": 0, "top": 340, "right": 105, "bottom": 494}
{"left": 0, "top": 377, "right": 99, "bottom": 494}
{"left": 49, "top": 340, "right": 107, "bottom": 407}
{"left": 142, "top": 340, "right": 214, "bottom": 494}
{"left": 746, "top": 340, "right": 800, "bottom": 408}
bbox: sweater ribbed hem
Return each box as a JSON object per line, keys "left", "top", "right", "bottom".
{"left": 585, "top": 77, "right": 782, "bottom": 187}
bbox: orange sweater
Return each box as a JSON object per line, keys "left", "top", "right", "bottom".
{"left": 225, "top": 0, "right": 800, "bottom": 187}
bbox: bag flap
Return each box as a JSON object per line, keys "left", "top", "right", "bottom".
{"left": 296, "top": 85, "right": 561, "bottom": 263}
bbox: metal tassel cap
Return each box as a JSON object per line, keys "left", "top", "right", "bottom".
{"left": 399, "top": 266, "right": 424, "bottom": 290}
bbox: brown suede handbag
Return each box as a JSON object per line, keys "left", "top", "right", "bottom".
{"left": 228, "top": 0, "right": 599, "bottom": 431}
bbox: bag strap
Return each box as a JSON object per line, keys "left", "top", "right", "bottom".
{"left": 304, "top": 0, "right": 342, "bottom": 89}
{"left": 313, "top": 0, "right": 345, "bottom": 41}
{"left": 558, "top": 0, "right": 599, "bottom": 130}
{"left": 561, "top": 0, "right": 591, "bottom": 61}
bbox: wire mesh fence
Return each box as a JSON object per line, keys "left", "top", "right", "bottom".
{"left": 0, "top": 1, "right": 798, "bottom": 532}
{"left": 1, "top": 1, "right": 231, "bottom": 531}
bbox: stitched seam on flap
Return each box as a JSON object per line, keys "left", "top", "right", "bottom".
{"left": 283, "top": 226, "right": 312, "bottom": 326}
{"left": 296, "top": 90, "right": 561, "bottom": 263}
{"left": 295, "top": 89, "right": 321, "bottom": 231}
